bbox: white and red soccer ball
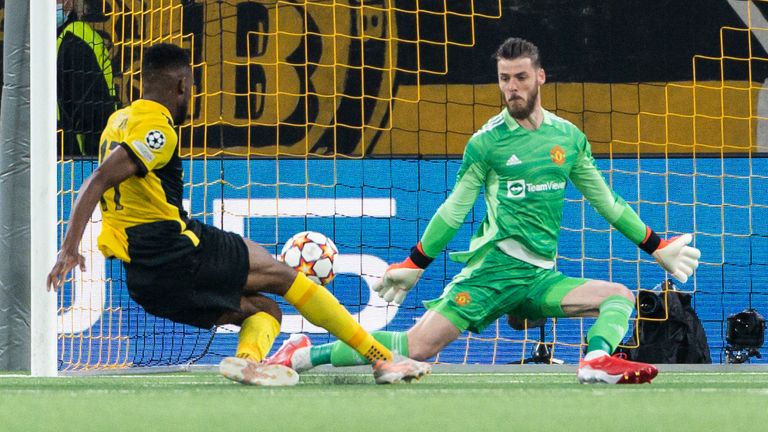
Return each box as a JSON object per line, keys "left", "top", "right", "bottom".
{"left": 280, "top": 231, "right": 339, "bottom": 286}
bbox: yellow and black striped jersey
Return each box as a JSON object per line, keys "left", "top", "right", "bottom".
{"left": 96, "top": 99, "right": 199, "bottom": 265}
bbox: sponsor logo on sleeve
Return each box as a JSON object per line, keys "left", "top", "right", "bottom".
{"left": 132, "top": 140, "right": 155, "bottom": 162}
{"left": 112, "top": 112, "right": 129, "bottom": 130}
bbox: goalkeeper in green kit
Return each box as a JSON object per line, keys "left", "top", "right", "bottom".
{"left": 266, "top": 37, "right": 701, "bottom": 384}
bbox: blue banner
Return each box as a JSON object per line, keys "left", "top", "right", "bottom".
{"left": 57, "top": 157, "right": 768, "bottom": 366}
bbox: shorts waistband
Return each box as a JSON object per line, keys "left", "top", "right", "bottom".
{"left": 496, "top": 238, "right": 555, "bottom": 269}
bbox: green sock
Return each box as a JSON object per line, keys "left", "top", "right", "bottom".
{"left": 586, "top": 295, "right": 634, "bottom": 354}
{"left": 311, "top": 331, "right": 408, "bottom": 367}
{"left": 586, "top": 336, "right": 612, "bottom": 353}
{"left": 309, "top": 343, "right": 333, "bottom": 366}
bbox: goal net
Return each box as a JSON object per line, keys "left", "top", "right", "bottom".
{"left": 55, "top": 0, "right": 766, "bottom": 370}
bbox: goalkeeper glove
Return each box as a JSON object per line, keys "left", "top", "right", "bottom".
{"left": 640, "top": 228, "right": 701, "bottom": 284}
{"left": 373, "top": 243, "right": 433, "bottom": 305}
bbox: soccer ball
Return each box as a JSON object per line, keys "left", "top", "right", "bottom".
{"left": 279, "top": 231, "right": 339, "bottom": 286}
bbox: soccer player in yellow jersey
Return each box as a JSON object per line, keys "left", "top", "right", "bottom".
{"left": 46, "top": 43, "right": 430, "bottom": 385}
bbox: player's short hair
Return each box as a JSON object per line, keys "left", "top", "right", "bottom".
{"left": 493, "top": 37, "right": 541, "bottom": 68}
{"left": 142, "top": 43, "right": 191, "bottom": 78}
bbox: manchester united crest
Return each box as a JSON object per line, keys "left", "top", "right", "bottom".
{"left": 550, "top": 145, "right": 565, "bottom": 165}
{"left": 454, "top": 292, "right": 471, "bottom": 306}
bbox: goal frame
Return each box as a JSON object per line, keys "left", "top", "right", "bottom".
{"left": 30, "top": 0, "right": 58, "bottom": 377}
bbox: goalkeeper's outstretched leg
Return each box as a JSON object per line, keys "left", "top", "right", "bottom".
{"left": 268, "top": 277, "right": 658, "bottom": 384}
{"left": 558, "top": 280, "right": 659, "bottom": 384}
{"left": 266, "top": 311, "right": 458, "bottom": 373}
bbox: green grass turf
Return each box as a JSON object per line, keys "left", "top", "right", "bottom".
{"left": 1, "top": 371, "right": 767, "bottom": 432}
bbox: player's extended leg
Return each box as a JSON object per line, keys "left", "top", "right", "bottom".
{"left": 268, "top": 331, "right": 409, "bottom": 372}
{"left": 283, "top": 245, "right": 531, "bottom": 372}
{"left": 243, "top": 240, "right": 430, "bottom": 383}
{"left": 407, "top": 310, "right": 462, "bottom": 360}
{"left": 217, "top": 294, "right": 300, "bottom": 386}
{"left": 558, "top": 280, "right": 658, "bottom": 384}
{"left": 269, "top": 310, "right": 460, "bottom": 372}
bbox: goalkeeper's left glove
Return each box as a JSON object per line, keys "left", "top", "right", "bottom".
{"left": 639, "top": 228, "right": 701, "bottom": 284}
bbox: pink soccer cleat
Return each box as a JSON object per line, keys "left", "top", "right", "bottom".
{"left": 577, "top": 353, "right": 658, "bottom": 384}
{"left": 264, "top": 334, "right": 313, "bottom": 372}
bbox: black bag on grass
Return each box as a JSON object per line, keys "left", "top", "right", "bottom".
{"left": 624, "top": 280, "right": 711, "bottom": 364}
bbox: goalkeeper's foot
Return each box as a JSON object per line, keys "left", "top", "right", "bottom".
{"left": 264, "top": 333, "right": 313, "bottom": 373}
{"left": 219, "top": 356, "right": 299, "bottom": 386}
{"left": 577, "top": 352, "right": 658, "bottom": 384}
{"left": 372, "top": 354, "right": 432, "bottom": 384}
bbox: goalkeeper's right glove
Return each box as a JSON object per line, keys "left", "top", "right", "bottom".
{"left": 372, "top": 242, "right": 433, "bottom": 305}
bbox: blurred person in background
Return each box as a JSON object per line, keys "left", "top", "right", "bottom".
{"left": 57, "top": 0, "right": 118, "bottom": 156}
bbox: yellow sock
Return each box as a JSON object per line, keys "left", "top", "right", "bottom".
{"left": 235, "top": 312, "right": 280, "bottom": 362}
{"left": 285, "top": 273, "right": 392, "bottom": 362}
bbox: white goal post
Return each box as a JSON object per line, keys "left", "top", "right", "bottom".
{"left": 29, "top": 0, "right": 58, "bottom": 377}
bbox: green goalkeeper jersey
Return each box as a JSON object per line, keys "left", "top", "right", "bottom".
{"left": 419, "top": 108, "right": 647, "bottom": 268}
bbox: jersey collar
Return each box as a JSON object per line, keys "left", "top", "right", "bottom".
{"left": 133, "top": 99, "right": 175, "bottom": 126}
{"left": 501, "top": 107, "right": 553, "bottom": 132}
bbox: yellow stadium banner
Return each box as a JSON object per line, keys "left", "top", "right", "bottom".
{"left": 29, "top": 1, "right": 768, "bottom": 156}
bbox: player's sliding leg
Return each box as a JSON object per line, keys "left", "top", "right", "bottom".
{"left": 246, "top": 240, "right": 389, "bottom": 362}
{"left": 267, "top": 330, "right": 429, "bottom": 384}
{"left": 282, "top": 272, "right": 430, "bottom": 383}
{"left": 269, "top": 310, "right": 457, "bottom": 384}
{"left": 241, "top": 240, "right": 430, "bottom": 383}
{"left": 282, "top": 272, "right": 390, "bottom": 362}
{"left": 267, "top": 331, "right": 409, "bottom": 372}
{"left": 557, "top": 280, "right": 658, "bottom": 384}
{"left": 218, "top": 295, "right": 300, "bottom": 386}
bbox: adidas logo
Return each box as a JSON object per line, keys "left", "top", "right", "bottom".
{"left": 506, "top": 154, "right": 522, "bottom": 166}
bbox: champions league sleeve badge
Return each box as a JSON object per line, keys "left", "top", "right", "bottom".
{"left": 145, "top": 130, "right": 166, "bottom": 150}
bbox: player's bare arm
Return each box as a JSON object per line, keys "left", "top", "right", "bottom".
{"left": 46, "top": 146, "right": 138, "bottom": 291}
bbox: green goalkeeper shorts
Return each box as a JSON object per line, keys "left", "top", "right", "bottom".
{"left": 423, "top": 245, "right": 588, "bottom": 333}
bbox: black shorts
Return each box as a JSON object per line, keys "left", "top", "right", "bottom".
{"left": 123, "top": 220, "right": 249, "bottom": 329}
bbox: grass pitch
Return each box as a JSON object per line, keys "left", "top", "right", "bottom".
{"left": 2, "top": 367, "right": 767, "bottom": 432}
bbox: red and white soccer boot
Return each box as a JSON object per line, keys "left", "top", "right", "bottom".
{"left": 577, "top": 351, "right": 658, "bottom": 384}
{"left": 264, "top": 333, "right": 313, "bottom": 372}
{"left": 219, "top": 356, "right": 299, "bottom": 386}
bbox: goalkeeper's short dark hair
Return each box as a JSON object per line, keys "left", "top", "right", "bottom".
{"left": 493, "top": 37, "right": 541, "bottom": 68}
{"left": 142, "top": 43, "right": 191, "bottom": 77}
